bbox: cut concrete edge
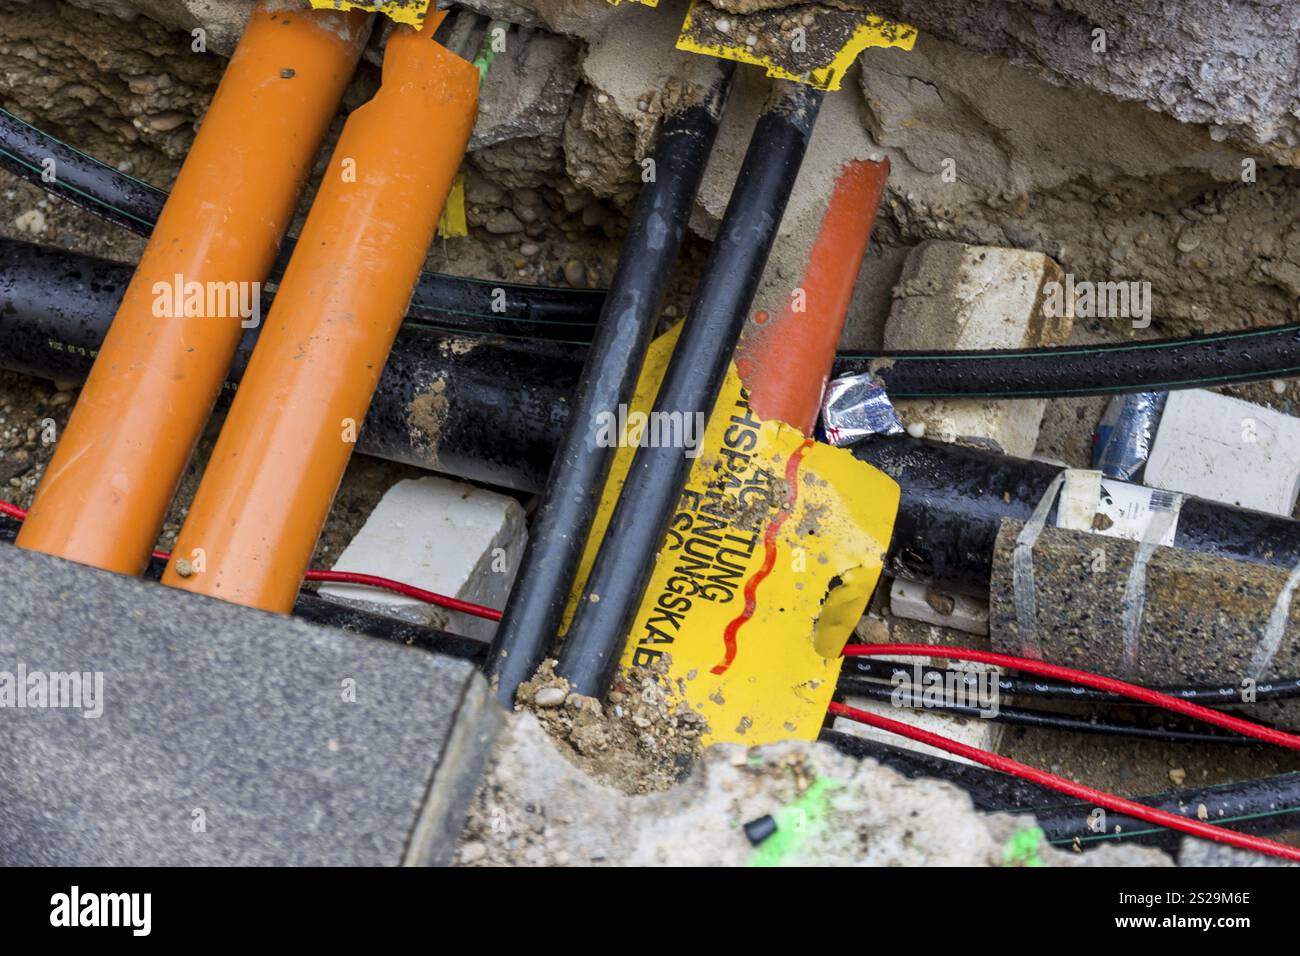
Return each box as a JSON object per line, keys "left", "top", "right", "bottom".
{"left": 404, "top": 671, "right": 505, "bottom": 867}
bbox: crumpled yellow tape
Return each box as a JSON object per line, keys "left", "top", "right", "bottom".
{"left": 309, "top": 0, "right": 431, "bottom": 28}
{"left": 676, "top": 1, "right": 917, "bottom": 91}
{"left": 566, "top": 325, "right": 899, "bottom": 745}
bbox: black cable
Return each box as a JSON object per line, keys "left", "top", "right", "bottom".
{"left": 820, "top": 730, "right": 1300, "bottom": 851}
{"left": 0, "top": 107, "right": 603, "bottom": 337}
{"left": 13, "top": 108, "right": 1300, "bottom": 397}
{"left": 834, "top": 325, "right": 1300, "bottom": 399}
{"left": 841, "top": 656, "right": 1300, "bottom": 705}
{"left": 0, "top": 235, "right": 578, "bottom": 494}
{"left": 486, "top": 67, "right": 734, "bottom": 706}
{"left": 857, "top": 435, "right": 1300, "bottom": 597}
{"left": 555, "top": 83, "right": 825, "bottom": 698}
{"left": 835, "top": 679, "right": 1256, "bottom": 745}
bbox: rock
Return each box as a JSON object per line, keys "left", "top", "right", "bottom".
{"left": 707, "top": 0, "right": 1300, "bottom": 154}
{"left": 13, "top": 209, "right": 45, "bottom": 235}
{"left": 484, "top": 210, "right": 525, "bottom": 235}
{"left": 456, "top": 713, "right": 1174, "bottom": 867}
{"left": 534, "top": 686, "right": 567, "bottom": 708}
{"left": 563, "top": 258, "right": 586, "bottom": 288}
{"left": 458, "top": 840, "right": 488, "bottom": 864}
{"left": 884, "top": 241, "right": 1069, "bottom": 459}
{"left": 470, "top": 28, "right": 581, "bottom": 150}
{"left": 318, "top": 476, "right": 527, "bottom": 641}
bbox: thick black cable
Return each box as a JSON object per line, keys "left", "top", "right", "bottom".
{"left": 835, "top": 679, "right": 1256, "bottom": 745}
{"left": 486, "top": 68, "right": 734, "bottom": 706}
{"left": 554, "top": 83, "right": 825, "bottom": 698}
{"left": 834, "top": 325, "right": 1300, "bottom": 399}
{"left": 820, "top": 730, "right": 1300, "bottom": 851}
{"left": 13, "top": 108, "right": 1300, "bottom": 397}
{"left": 0, "top": 107, "right": 603, "bottom": 336}
{"left": 9, "top": 234, "right": 1300, "bottom": 606}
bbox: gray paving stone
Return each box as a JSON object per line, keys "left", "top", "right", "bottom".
{"left": 0, "top": 543, "right": 500, "bottom": 866}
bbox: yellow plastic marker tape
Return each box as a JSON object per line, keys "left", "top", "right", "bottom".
{"left": 564, "top": 325, "right": 899, "bottom": 745}
{"left": 310, "top": 0, "right": 431, "bottom": 28}
{"left": 676, "top": 1, "right": 916, "bottom": 92}
{"left": 437, "top": 172, "right": 468, "bottom": 238}
{"left": 606, "top": 0, "right": 660, "bottom": 7}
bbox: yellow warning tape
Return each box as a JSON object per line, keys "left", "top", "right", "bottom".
{"left": 676, "top": 1, "right": 917, "bottom": 91}
{"left": 309, "top": 0, "right": 431, "bottom": 28}
{"left": 437, "top": 172, "right": 468, "bottom": 238}
{"left": 565, "top": 325, "right": 899, "bottom": 745}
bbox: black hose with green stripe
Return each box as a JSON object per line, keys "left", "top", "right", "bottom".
{"left": 835, "top": 325, "right": 1300, "bottom": 399}
{"left": 6, "top": 105, "right": 1300, "bottom": 398}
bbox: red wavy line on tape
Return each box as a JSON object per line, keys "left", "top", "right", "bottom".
{"left": 711, "top": 438, "right": 813, "bottom": 675}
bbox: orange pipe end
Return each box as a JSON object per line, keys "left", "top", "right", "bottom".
{"left": 16, "top": 1, "right": 371, "bottom": 576}
{"left": 161, "top": 11, "right": 479, "bottom": 613}
{"left": 735, "top": 157, "right": 889, "bottom": 433}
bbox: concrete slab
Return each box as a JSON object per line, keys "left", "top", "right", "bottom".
{"left": 0, "top": 543, "right": 500, "bottom": 866}
{"left": 884, "top": 240, "right": 1070, "bottom": 459}
{"left": 319, "top": 476, "right": 526, "bottom": 642}
{"left": 1145, "top": 389, "right": 1300, "bottom": 517}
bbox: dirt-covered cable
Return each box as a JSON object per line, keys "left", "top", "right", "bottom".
{"left": 486, "top": 65, "right": 735, "bottom": 705}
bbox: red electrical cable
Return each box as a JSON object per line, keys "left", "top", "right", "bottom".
{"left": 303, "top": 569, "right": 502, "bottom": 621}
{"left": 842, "top": 643, "right": 1300, "bottom": 750}
{"left": 0, "top": 499, "right": 501, "bottom": 621}
{"left": 835, "top": 643, "right": 1300, "bottom": 862}
{"left": 828, "top": 700, "right": 1300, "bottom": 863}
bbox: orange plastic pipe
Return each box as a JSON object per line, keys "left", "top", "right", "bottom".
{"left": 16, "top": 2, "right": 371, "bottom": 575}
{"left": 734, "top": 158, "right": 889, "bottom": 433}
{"left": 162, "top": 11, "right": 479, "bottom": 613}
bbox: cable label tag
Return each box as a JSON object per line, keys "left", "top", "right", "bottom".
{"left": 565, "top": 325, "right": 899, "bottom": 745}
{"left": 1056, "top": 469, "right": 1180, "bottom": 545}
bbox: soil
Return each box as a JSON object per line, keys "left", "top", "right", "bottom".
{"left": 516, "top": 658, "right": 707, "bottom": 794}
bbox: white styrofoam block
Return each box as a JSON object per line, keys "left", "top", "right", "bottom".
{"left": 889, "top": 578, "right": 989, "bottom": 636}
{"left": 1145, "top": 390, "right": 1300, "bottom": 517}
{"left": 319, "top": 476, "right": 527, "bottom": 641}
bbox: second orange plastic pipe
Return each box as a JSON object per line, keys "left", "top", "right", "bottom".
{"left": 17, "top": 2, "right": 371, "bottom": 575}
{"left": 162, "top": 11, "right": 479, "bottom": 612}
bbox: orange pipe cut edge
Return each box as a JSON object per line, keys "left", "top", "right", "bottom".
{"left": 162, "top": 10, "right": 480, "bottom": 613}
{"left": 735, "top": 158, "right": 889, "bottom": 433}
{"left": 16, "top": 2, "right": 371, "bottom": 575}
